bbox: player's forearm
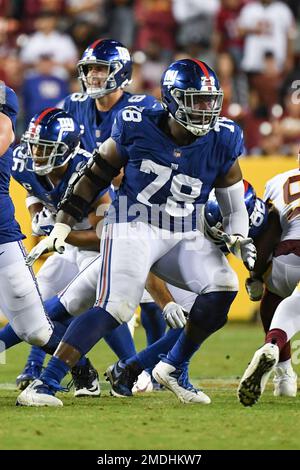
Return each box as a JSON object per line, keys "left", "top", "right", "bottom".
{"left": 215, "top": 180, "right": 249, "bottom": 237}
{"left": 66, "top": 230, "right": 100, "bottom": 250}
{"left": 251, "top": 208, "right": 282, "bottom": 276}
{"left": 146, "top": 272, "right": 174, "bottom": 309}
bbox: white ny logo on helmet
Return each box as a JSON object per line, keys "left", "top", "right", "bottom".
{"left": 116, "top": 47, "right": 131, "bottom": 61}
{"left": 163, "top": 70, "right": 178, "bottom": 86}
{"left": 57, "top": 117, "right": 75, "bottom": 141}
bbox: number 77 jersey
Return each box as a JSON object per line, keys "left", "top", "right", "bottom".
{"left": 110, "top": 106, "right": 244, "bottom": 231}
{"left": 264, "top": 168, "right": 300, "bottom": 241}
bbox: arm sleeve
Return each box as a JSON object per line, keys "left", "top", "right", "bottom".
{"left": 215, "top": 179, "right": 249, "bottom": 238}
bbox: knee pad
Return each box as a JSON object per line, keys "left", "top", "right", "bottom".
{"left": 18, "top": 324, "right": 53, "bottom": 347}
{"left": 5, "top": 271, "right": 36, "bottom": 311}
{"left": 190, "top": 291, "right": 237, "bottom": 333}
{"left": 105, "top": 299, "right": 138, "bottom": 324}
{"left": 212, "top": 269, "right": 239, "bottom": 292}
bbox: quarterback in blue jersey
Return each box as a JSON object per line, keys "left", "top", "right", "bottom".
{"left": 0, "top": 83, "right": 70, "bottom": 359}
{"left": 17, "top": 59, "right": 257, "bottom": 406}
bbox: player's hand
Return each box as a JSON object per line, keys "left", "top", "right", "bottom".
{"left": 26, "top": 223, "right": 71, "bottom": 266}
{"left": 222, "top": 233, "right": 257, "bottom": 271}
{"left": 31, "top": 207, "right": 56, "bottom": 236}
{"left": 245, "top": 277, "right": 264, "bottom": 301}
{"left": 162, "top": 302, "right": 188, "bottom": 329}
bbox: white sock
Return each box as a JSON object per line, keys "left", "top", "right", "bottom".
{"left": 270, "top": 291, "right": 300, "bottom": 341}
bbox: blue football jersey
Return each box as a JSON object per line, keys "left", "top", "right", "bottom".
{"left": 0, "top": 85, "right": 24, "bottom": 244}
{"left": 12, "top": 146, "right": 108, "bottom": 229}
{"left": 61, "top": 92, "right": 161, "bottom": 153}
{"left": 110, "top": 107, "right": 244, "bottom": 232}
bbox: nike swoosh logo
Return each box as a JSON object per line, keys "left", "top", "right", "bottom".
{"left": 0, "top": 251, "right": 4, "bottom": 256}
{"left": 112, "top": 364, "right": 124, "bottom": 381}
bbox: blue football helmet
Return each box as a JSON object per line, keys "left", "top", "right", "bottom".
{"left": 161, "top": 58, "right": 223, "bottom": 136}
{"left": 77, "top": 38, "right": 132, "bottom": 99}
{"left": 23, "top": 108, "right": 82, "bottom": 176}
{"left": 204, "top": 180, "right": 257, "bottom": 245}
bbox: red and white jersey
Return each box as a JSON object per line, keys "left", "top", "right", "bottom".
{"left": 264, "top": 168, "right": 300, "bottom": 241}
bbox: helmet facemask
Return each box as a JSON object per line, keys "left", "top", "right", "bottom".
{"left": 23, "top": 134, "right": 76, "bottom": 176}
{"left": 78, "top": 60, "right": 129, "bottom": 99}
{"left": 172, "top": 88, "right": 224, "bottom": 136}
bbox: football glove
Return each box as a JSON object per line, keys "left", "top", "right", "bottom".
{"left": 162, "top": 302, "right": 188, "bottom": 329}
{"left": 245, "top": 277, "right": 264, "bottom": 301}
{"left": 26, "top": 222, "right": 71, "bottom": 266}
{"left": 31, "top": 207, "right": 56, "bottom": 236}
{"left": 221, "top": 233, "right": 257, "bottom": 270}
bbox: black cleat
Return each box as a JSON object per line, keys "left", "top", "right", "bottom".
{"left": 71, "top": 358, "right": 100, "bottom": 397}
{"left": 104, "top": 360, "right": 141, "bottom": 397}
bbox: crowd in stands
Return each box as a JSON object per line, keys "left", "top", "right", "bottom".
{"left": 0, "top": 0, "right": 300, "bottom": 156}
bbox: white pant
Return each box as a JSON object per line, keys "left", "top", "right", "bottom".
{"left": 0, "top": 241, "right": 53, "bottom": 345}
{"left": 37, "top": 244, "right": 99, "bottom": 299}
{"left": 95, "top": 222, "right": 238, "bottom": 323}
{"left": 58, "top": 256, "right": 154, "bottom": 317}
{"left": 265, "top": 254, "right": 300, "bottom": 298}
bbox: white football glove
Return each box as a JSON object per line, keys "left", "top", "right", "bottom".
{"left": 26, "top": 223, "right": 71, "bottom": 266}
{"left": 221, "top": 233, "right": 257, "bottom": 271}
{"left": 245, "top": 277, "right": 264, "bottom": 301}
{"left": 31, "top": 207, "right": 56, "bottom": 236}
{"left": 162, "top": 302, "right": 188, "bottom": 329}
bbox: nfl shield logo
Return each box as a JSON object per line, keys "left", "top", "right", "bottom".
{"left": 95, "top": 130, "right": 101, "bottom": 138}
{"left": 173, "top": 149, "right": 182, "bottom": 158}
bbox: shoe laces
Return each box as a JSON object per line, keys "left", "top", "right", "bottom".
{"left": 35, "top": 378, "right": 68, "bottom": 395}
{"left": 177, "top": 367, "right": 200, "bottom": 393}
{"left": 22, "top": 362, "right": 44, "bottom": 378}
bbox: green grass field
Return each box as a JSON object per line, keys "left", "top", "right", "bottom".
{"left": 0, "top": 323, "right": 299, "bottom": 450}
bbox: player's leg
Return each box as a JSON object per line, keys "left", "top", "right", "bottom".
{"left": 17, "top": 222, "right": 175, "bottom": 406}
{"left": 105, "top": 287, "right": 197, "bottom": 397}
{"left": 238, "top": 281, "right": 300, "bottom": 407}
{"left": 152, "top": 235, "right": 238, "bottom": 404}
{"left": 58, "top": 253, "right": 137, "bottom": 362}
{"left": 263, "top": 253, "right": 299, "bottom": 396}
{"left": 16, "top": 250, "right": 93, "bottom": 391}
{"left": 0, "top": 241, "right": 67, "bottom": 354}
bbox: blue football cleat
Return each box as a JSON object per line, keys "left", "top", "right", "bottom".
{"left": 16, "top": 362, "right": 43, "bottom": 390}
{"left": 104, "top": 360, "right": 139, "bottom": 397}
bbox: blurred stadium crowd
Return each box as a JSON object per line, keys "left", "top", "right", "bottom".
{"left": 0, "top": 0, "right": 300, "bottom": 156}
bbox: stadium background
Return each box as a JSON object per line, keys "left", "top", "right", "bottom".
{"left": 2, "top": 0, "right": 300, "bottom": 320}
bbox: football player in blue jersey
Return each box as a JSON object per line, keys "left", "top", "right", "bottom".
{"left": 12, "top": 39, "right": 166, "bottom": 393}
{"left": 0, "top": 84, "right": 73, "bottom": 366}
{"left": 17, "top": 58, "right": 257, "bottom": 406}
{"left": 61, "top": 37, "right": 166, "bottom": 344}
